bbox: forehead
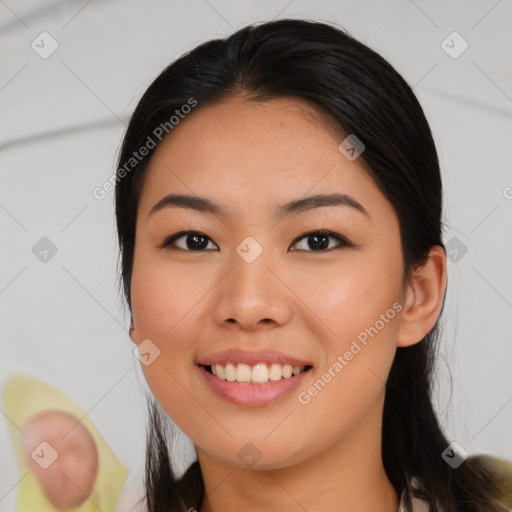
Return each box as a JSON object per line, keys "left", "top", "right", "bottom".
{"left": 166, "top": 95, "right": 345, "bottom": 153}
{"left": 137, "top": 96, "right": 386, "bottom": 224}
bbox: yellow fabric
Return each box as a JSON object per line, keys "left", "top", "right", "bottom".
{"left": 2, "top": 374, "right": 128, "bottom": 512}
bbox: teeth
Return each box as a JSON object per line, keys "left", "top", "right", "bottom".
{"left": 225, "top": 363, "right": 236, "bottom": 382}
{"left": 268, "top": 363, "right": 282, "bottom": 381}
{"left": 209, "top": 363, "right": 307, "bottom": 384}
{"left": 236, "top": 363, "right": 252, "bottom": 382}
{"left": 252, "top": 363, "right": 268, "bottom": 383}
{"left": 282, "top": 364, "right": 292, "bottom": 378}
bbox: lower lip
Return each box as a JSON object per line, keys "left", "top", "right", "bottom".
{"left": 198, "top": 366, "right": 312, "bottom": 406}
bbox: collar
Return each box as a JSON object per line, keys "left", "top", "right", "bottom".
{"left": 397, "top": 485, "right": 431, "bottom": 512}
{"left": 398, "top": 489, "right": 408, "bottom": 512}
{"left": 398, "top": 488, "right": 409, "bottom": 512}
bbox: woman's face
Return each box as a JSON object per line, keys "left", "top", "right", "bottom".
{"left": 130, "top": 96, "right": 410, "bottom": 469}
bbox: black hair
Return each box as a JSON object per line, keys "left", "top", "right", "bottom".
{"left": 115, "top": 18, "right": 512, "bottom": 512}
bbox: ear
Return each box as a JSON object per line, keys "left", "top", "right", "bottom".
{"left": 397, "top": 245, "right": 447, "bottom": 348}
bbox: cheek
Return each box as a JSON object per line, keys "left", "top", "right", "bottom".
{"left": 290, "top": 261, "right": 401, "bottom": 427}
{"left": 131, "top": 260, "right": 198, "bottom": 408}
{"left": 294, "top": 259, "right": 402, "bottom": 348}
{"left": 292, "top": 275, "right": 400, "bottom": 445}
{"left": 131, "top": 248, "right": 211, "bottom": 342}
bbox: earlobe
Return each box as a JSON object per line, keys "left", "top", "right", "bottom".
{"left": 397, "top": 245, "right": 447, "bottom": 348}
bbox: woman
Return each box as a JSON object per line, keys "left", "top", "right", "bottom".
{"left": 114, "top": 18, "right": 512, "bottom": 512}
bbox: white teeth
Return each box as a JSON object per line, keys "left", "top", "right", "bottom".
{"left": 225, "top": 363, "right": 236, "bottom": 382}
{"left": 268, "top": 363, "right": 282, "bottom": 381}
{"left": 282, "top": 364, "right": 293, "bottom": 378}
{"left": 207, "top": 362, "right": 307, "bottom": 384}
{"left": 251, "top": 363, "right": 268, "bottom": 383}
{"left": 236, "top": 363, "right": 252, "bottom": 382}
{"left": 216, "top": 364, "right": 225, "bottom": 380}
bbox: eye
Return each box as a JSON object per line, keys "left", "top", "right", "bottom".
{"left": 290, "top": 230, "right": 351, "bottom": 252}
{"left": 160, "top": 229, "right": 351, "bottom": 252}
{"left": 160, "top": 231, "right": 218, "bottom": 251}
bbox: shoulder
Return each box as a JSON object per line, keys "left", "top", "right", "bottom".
{"left": 470, "top": 454, "right": 512, "bottom": 509}
{"left": 407, "top": 455, "right": 512, "bottom": 512}
{"left": 470, "top": 453, "right": 512, "bottom": 479}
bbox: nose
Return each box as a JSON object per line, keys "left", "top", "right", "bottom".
{"left": 209, "top": 247, "right": 293, "bottom": 331}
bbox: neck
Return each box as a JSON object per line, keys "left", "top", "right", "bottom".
{"left": 196, "top": 392, "right": 399, "bottom": 512}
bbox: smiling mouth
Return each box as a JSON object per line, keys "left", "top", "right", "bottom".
{"left": 200, "top": 363, "right": 313, "bottom": 385}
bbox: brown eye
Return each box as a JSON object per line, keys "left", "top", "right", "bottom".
{"left": 290, "top": 230, "right": 351, "bottom": 252}
{"left": 160, "top": 231, "right": 217, "bottom": 251}
{"left": 160, "top": 229, "right": 351, "bottom": 252}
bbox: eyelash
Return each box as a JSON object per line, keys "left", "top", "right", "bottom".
{"left": 159, "top": 229, "right": 352, "bottom": 252}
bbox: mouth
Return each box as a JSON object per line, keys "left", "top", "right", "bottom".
{"left": 199, "top": 362, "right": 314, "bottom": 385}
{"left": 196, "top": 348, "right": 314, "bottom": 405}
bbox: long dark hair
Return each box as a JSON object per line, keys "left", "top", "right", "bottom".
{"left": 115, "top": 18, "right": 511, "bottom": 512}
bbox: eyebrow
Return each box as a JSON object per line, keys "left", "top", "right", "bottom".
{"left": 148, "top": 192, "right": 369, "bottom": 219}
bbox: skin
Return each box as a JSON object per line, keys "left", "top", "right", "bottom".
{"left": 129, "top": 95, "right": 447, "bottom": 512}
{"left": 22, "top": 410, "right": 99, "bottom": 510}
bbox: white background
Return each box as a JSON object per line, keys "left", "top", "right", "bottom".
{"left": 1, "top": 1, "right": 511, "bottom": 511}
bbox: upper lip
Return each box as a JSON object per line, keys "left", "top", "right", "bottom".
{"left": 197, "top": 348, "right": 313, "bottom": 367}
